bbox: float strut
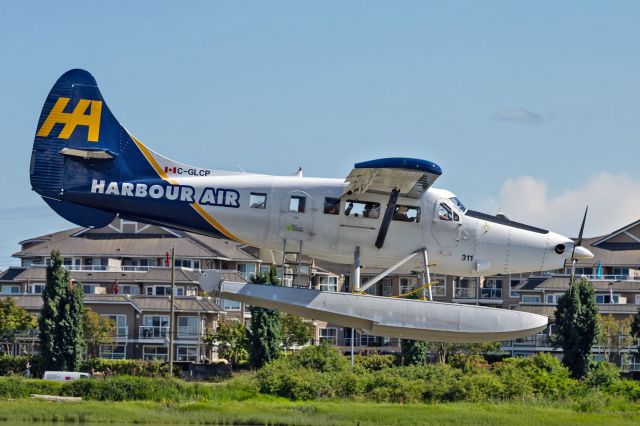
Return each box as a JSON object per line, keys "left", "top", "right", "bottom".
{"left": 422, "top": 248, "right": 433, "bottom": 301}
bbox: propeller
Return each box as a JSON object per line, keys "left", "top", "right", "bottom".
{"left": 570, "top": 206, "right": 589, "bottom": 289}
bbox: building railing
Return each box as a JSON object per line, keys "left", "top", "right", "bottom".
{"left": 177, "top": 326, "right": 200, "bottom": 338}
{"left": 454, "top": 287, "right": 503, "bottom": 300}
{"left": 139, "top": 326, "right": 169, "bottom": 339}
{"left": 513, "top": 333, "right": 551, "bottom": 347}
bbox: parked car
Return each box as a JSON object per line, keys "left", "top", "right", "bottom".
{"left": 43, "top": 371, "right": 90, "bottom": 381}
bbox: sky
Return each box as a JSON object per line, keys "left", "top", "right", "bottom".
{"left": 1, "top": 1, "right": 640, "bottom": 268}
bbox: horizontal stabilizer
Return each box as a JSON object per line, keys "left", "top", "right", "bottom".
{"left": 43, "top": 197, "right": 116, "bottom": 228}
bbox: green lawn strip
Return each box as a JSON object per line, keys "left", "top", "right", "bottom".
{"left": 1, "top": 400, "right": 639, "bottom": 425}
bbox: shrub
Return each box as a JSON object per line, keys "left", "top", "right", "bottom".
{"left": 0, "top": 377, "right": 62, "bottom": 398}
{"left": 354, "top": 354, "right": 396, "bottom": 371}
{"left": 60, "top": 376, "right": 187, "bottom": 401}
{"left": 81, "top": 358, "right": 170, "bottom": 377}
{"left": 284, "top": 344, "right": 349, "bottom": 373}
{"left": 584, "top": 361, "right": 620, "bottom": 389}
{"left": 449, "top": 354, "right": 489, "bottom": 372}
{"left": 0, "top": 354, "right": 44, "bottom": 378}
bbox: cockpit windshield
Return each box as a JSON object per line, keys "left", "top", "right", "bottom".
{"left": 449, "top": 197, "right": 467, "bottom": 214}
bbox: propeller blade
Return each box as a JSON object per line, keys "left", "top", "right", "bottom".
{"left": 570, "top": 206, "right": 588, "bottom": 289}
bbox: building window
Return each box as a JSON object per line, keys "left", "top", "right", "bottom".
{"left": 82, "top": 284, "right": 98, "bottom": 294}
{"left": 544, "top": 293, "right": 564, "bottom": 305}
{"left": 143, "top": 345, "right": 168, "bottom": 361}
{"left": 344, "top": 200, "right": 380, "bottom": 219}
{"left": 289, "top": 196, "right": 306, "bottom": 213}
{"left": 103, "top": 314, "right": 127, "bottom": 338}
{"left": 176, "top": 346, "right": 198, "bottom": 362}
{"left": 119, "top": 285, "right": 140, "bottom": 295}
{"left": 323, "top": 197, "right": 340, "bottom": 215}
{"left": 146, "top": 286, "right": 184, "bottom": 296}
{"left": 250, "top": 193, "right": 267, "bottom": 209}
{"left": 237, "top": 263, "right": 257, "bottom": 280}
{"left": 392, "top": 205, "right": 420, "bottom": 223}
{"left": 222, "top": 299, "right": 241, "bottom": 311}
{"left": 400, "top": 277, "right": 417, "bottom": 295}
{"left": 99, "top": 345, "right": 126, "bottom": 359}
{"left": 1, "top": 285, "right": 20, "bottom": 294}
{"left": 360, "top": 333, "right": 376, "bottom": 346}
{"left": 611, "top": 268, "right": 629, "bottom": 277}
{"left": 29, "top": 283, "right": 45, "bottom": 294}
{"left": 431, "top": 274, "right": 446, "bottom": 297}
{"left": 521, "top": 295, "right": 541, "bottom": 304}
{"left": 595, "top": 294, "right": 620, "bottom": 304}
{"left": 142, "top": 316, "right": 169, "bottom": 338}
{"left": 178, "top": 316, "right": 199, "bottom": 338}
{"left": 319, "top": 276, "right": 338, "bottom": 292}
{"left": 319, "top": 328, "right": 337, "bottom": 345}
{"left": 382, "top": 278, "right": 393, "bottom": 297}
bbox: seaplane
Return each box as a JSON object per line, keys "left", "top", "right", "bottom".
{"left": 29, "top": 69, "right": 593, "bottom": 343}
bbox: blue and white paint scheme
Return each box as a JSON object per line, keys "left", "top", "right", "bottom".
{"left": 29, "top": 69, "right": 594, "bottom": 341}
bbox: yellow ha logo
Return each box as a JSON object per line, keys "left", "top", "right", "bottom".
{"left": 36, "top": 97, "right": 102, "bottom": 142}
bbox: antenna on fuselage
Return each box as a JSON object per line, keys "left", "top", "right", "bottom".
{"left": 294, "top": 166, "right": 303, "bottom": 177}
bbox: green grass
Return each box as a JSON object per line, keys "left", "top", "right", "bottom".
{"left": 0, "top": 399, "right": 639, "bottom": 425}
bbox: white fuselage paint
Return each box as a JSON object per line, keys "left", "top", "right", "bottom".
{"left": 154, "top": 168, "right": 577, "bottom": 277}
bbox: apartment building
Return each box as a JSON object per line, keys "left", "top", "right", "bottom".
{"left": 0, "top": 218, "right": 258, "bottom": 360}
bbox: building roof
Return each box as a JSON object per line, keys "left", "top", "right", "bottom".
{"left": 0, "top": 294, "right": 225, "bottom": 313}
{"left": 13, "top": 219, "right": 257, "bottom": 262}
{"left": 0, "top": 266, "right": 202, "bottom": 284}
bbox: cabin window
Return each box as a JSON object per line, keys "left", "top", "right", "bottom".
{"left": 392, "top": 205, "right": 420, "bottom": 223}
{"left": 344, "top": 200, "right": 380, "bottom": 219}
{"left": 323, "top": 197, "right": 340, "bottom": 215}
{"left": 250, "top": 193, "right": 267, "bottom": 209}
{"left": 289, "top": 195, "right": 306, "bottom": 213}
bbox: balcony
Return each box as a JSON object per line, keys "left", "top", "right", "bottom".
{"left": 139, "top": 326, "right": 169, "bottom": 339}
{"left": 177, "top": 326, "right": 200, "bottom": 339}
{"left": 513, "top": 333, "right": 551, "bottom": 348}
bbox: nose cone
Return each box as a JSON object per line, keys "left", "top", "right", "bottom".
{"left": 573, "top": 245, "right": 594, "bottom": 260}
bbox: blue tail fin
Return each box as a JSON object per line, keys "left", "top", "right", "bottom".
{"left": 30, "top": 69, "right": 156, "bottom": 227}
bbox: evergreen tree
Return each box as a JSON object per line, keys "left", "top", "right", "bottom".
{"left": 400, "top": 338, "right": 430, "bottom": 365}
{"left": 631, "top": 307, "right": 640, "bottom": 357}
{"left": 550, "top": 279, "right": 599, "bottom": 378}
{"left": 39, "top": 251, "right": 85, "bottom": 371}
{"left": 248, "top": 266, "right": 282, "bottom": 368}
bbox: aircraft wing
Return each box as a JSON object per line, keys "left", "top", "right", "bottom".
{"left": 343, "top": 157, "right": 442, "bottom": 199}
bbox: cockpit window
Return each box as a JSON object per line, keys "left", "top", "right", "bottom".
{"left": 438, "top": 203, "right": 453, "bottom": 221}
{"left": 449, "top": 197, "right": 467, "bottom": 213}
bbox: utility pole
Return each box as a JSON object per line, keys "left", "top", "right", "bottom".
{"left": 168, "top": 247, "right": 176, "bottom": 376}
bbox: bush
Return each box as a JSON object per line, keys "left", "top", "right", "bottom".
{"left": 284, "top": 344, "right": 349, "bottom": 373}
{"left": 0, "top": 377, "right": 62, "bottom": 398}
{"left": 60, "top": 376, "right": 188, "bottom": 401}
{"left": 0, "top": 354, "right": 44, "bottom": 378}
{"left": 354, "top": 354, "right": 396, "bottom": 371}
{"left": 449, "top": 354, "right": 489, "bottom": 372}
{"left": 584, "top": 361, "right": 620, "bottom": 389}
{"left": 81, "top": 358, "right": 170, "bottom": 377}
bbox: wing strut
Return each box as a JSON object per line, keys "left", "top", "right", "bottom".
{"left": 374, "top": 188, "right": 400, "bottom": 249}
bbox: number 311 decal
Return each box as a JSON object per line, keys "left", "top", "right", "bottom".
{"left": 461, "top": 254, "right": 474, "bottom": 262}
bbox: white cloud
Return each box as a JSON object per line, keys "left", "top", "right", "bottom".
{"left": 493, "top": 108, "right": 544, "bottom": 125}
{"left": 482, "top": 173, "right": 640, "bottom": 238}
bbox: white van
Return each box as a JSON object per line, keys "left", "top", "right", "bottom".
{"left": 43, "top": 371, "right": 90, "bottom": 381}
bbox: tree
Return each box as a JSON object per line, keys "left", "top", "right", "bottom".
{"left": 631, "top": 307, "right": 640, "bottom": 352}
{"left": 248, "top": 266, "right": 282, "bottom": 368}
{"left": 0, "top": 298, "right": 37, "bottom": 354}
{"left": 39, "top": 250, "right": 85, "bottom": 371}
{"left": 597, "top": 314, "right": 634, "bottom": 365}
{"left": 550, "top": 279, "right": 599, "bottom": 378}
{"left": 83, "top": 308, "right": 116, "bottom": 358}
{"left": 204, "top": 321, "right": 249, "bottom": 366}
{"left": 400, "top": 338, "right": 430, "bottom": 365}
{"left": 281, "top": 314, "right": 313, "bottom": 350}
